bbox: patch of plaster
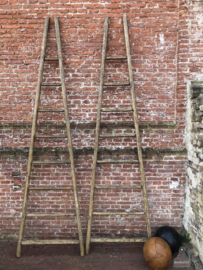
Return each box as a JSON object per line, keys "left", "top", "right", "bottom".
{"left": 187, "top": 167, "right": 197, "bottom": 188}
{"left": 159, "top": 34, "right": 164, "bottom": 50}
{"left": 183, "top": 179, "right": 193, "bottom": 229}
{"left": 169, "top": 179, "right": 179, "bottom": 189}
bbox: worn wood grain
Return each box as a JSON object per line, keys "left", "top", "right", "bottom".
{"left": 41, "top": 83, "right": 61, "bottom": 86}
{"left": 29, "top": 186, "right": 73, "bottom": 190}
{"left": 27, "top": 213, "right": 76, "bottom": 217}
{"left": 86, "top": 15, "right": 151, "bottom": 254}
{"left": 55, "top": 17, "right": 84, "bottom": 256}
{"left": 17, "top": 17, "right": 84, "bottom": 258}
{"left": 95, "top": 185, "right": 141, "bottom": 189}
{"left": 93, "top": 212, "right": 145, "bottom": 215}
{"left": 100, "top": 133, "right": 135, "bottom": 137}
{"left": 103, "top": 82, "right": 130, "bottom": 86}
{"left": 38, "top": 109, "right": 64, "bottom": 112}
{"left": 44, "top": 58, "right": 58, "bottom": 61}
{"left": 123, "top": 13, "right": 151, "bottom": 238}
{"left": 22, "top": 239, "right": 79, "bottom": 245}
{"left": 35, "top": 135, "right": 66, "bottom": 138}
{"left": 16, "top": 17, "right": 50, "bottom": 258}
{"left": 97, "top": 159, "right": 138, "bottom": 163}
{"left": 101, "top": 108, "right": 133, "bottom": 112}
{"left": 86, "top": 15, "right": 109, "bottom": 255}
{"left": 91, "top": 238, "right": 147, "bottom": 243}
{"left": 32, "top": 160, "right": 70, "bottom": 164}
{"left": 106, "top": 56, "right": 127, "bottom": 60}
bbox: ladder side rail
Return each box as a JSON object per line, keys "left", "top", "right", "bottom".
{"left": 54, "top": 17, "right": 84, "bottom": 257}
{"left": 16, "top": 17, "right": 50, "bottom": 258}
{"left": 123, "top": 14, "right": 151, "bottom": 238}
{"left": 86, "top": 15, "right": 109, "bottom": 255}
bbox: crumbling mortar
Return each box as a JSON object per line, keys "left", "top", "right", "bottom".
{"left": 0, "top": 122, "right": 178, "bottom": 130}
{"left": 0, "top": 147, "right": 187, "bottom": 157}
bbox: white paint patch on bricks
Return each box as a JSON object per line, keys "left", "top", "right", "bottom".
{"left": 159, "top": 34, "right": 165, "bottom": 50}
{"left": 169, "top": 178, "right": 179, "bottom": 189}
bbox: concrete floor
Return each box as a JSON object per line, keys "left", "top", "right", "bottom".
{"left": 0, "top": 242, "right": 194, "bottom": 270}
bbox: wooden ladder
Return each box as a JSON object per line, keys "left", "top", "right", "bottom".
{"left": 16, "top": 17, "right": 84, "bottom": 257}
{"left": 86, "top": 14, "right": 151, "bottom": 254}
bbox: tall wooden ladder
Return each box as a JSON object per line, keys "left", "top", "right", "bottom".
{"left": 86, "top": 14, "right": 151, "bottom": 254}
{"left": 16, "top": 17, "right": 84, "bottom": 257}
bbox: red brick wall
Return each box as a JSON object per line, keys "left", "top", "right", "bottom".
{"left": 0, "top": 0, "right": 201, "bottom": 241}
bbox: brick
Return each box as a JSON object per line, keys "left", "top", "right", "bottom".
{"left": 0, "top": 0, "right": 8, "bottom": 4}
{"left": 0, "top": 0, "right": 200, "bottom": 255}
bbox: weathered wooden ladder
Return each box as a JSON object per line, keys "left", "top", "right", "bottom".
{"left": 86, "top": 14, "right": 151, "bottom": 254}
{"left": 16, "top": 17, "right": 84, "bottom": 257}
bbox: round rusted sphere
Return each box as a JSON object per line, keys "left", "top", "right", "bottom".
{"left": 143, "top": 237, "right": 172, "bottom": 270}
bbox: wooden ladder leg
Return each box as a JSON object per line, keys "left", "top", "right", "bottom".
{"left": 54, "top": 17, "right": 85, "bottom": 257}
{"left": 16, "top": 17, "right": 50, "bottom": 258}
{"left": 123, "top": 14, "right": 151, "bottom": 238}
{"left": 86, "top": 15, "right": 109, "bottom": 255}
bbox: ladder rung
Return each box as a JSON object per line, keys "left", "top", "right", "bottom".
{"left": 45, "top": 58, "right": 59, "bottom": 61}
{"left": 41, "top": 83, "right": 61, "bottom": 86}
{"left": 32, "top": 161, "right": 70, "bottom": 164}
{"left": 35, "top": 135, "right": 66, "bottom": 138}
{"left": 97, "top": 160, "right": 138, "bottom": 164}
{"left": 93, "top": 212, "right": 144, "bottom": 215}
{"left": 100, "top": 133, "right": 135, "bottom": 138}
{"left": 29, "top": 187, "right": 73, "bottom": 190}
{"left": 22, "top": 239, "right": 79, "bottom": 245}
{"left": 95, "top": 185, "right": 142, "bottom": 189}
{"left": 26, "top": 213, "right": 75, "bottom": 217}
{"left": 101, "top": 108, "right": 133, "bottom": 112}
{"left": 103, "top": 82, "right": 130, "bottom": 86}
{"left": 38, "top": 109, "right": 64, "bottom": 112}
{"left": 106, "top": 56, "right": 127, "bottom": 60}
{"left": 91, "top": 238, "right": 147, "bottom": 243}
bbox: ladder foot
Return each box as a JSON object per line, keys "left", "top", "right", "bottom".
{"left": 80, "top": 250, "right": 85, "bottom": 257}
{"left": 16, "top": 245, "right": 21, "bottom": 258}
{"left": 86, "top": 243, "right": 90, "bottom": 255}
